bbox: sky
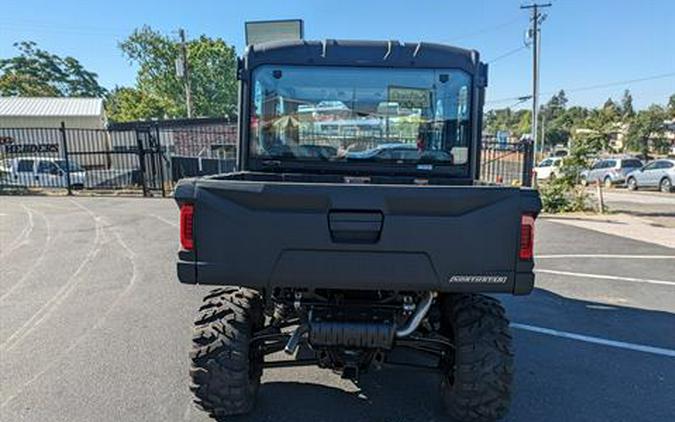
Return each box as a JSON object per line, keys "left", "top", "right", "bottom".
{"left": 1, "top": 0, "right": 674, "bottom": 111}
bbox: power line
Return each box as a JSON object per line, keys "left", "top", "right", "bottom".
{"left": 486, "top": 71, "right": 675, "bottom": 105}
{"left": 559, "top": 72, "right": 675, "bottom": 94}
{"left": 486, "top": 46, "right": 528, "bottom": 64}
{"left": 435, "top": 15, "right": 523, "bottom": 44}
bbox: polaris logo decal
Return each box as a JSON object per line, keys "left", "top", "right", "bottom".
{"left": 448, "top": 275, "right": 508, "bottom": 284}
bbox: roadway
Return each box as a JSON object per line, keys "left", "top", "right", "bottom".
{"left": 0, "top": 196, "right": 673, "bottom": 421}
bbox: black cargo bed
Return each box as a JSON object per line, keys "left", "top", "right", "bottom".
{"left": 176, "top": 174, "right": 540, "bottom": 294}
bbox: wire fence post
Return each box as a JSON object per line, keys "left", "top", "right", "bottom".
{"left": 136, "top": 129, "right": 148, "bottom": 197}
{"left": 156, "top": 125, "right": 166, "bottom": 197}
{"left": 59, "top": 122, "right": 73, "bottom": 195}
{"left": 521, "top": 139, "right": 534, "bottom": 187}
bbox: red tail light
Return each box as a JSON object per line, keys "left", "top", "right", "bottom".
{"left": 519, "top": 214, "right": 535, "bottom": 260}
{"left": 180, "top": 204, "right": 194, "bottom": 250}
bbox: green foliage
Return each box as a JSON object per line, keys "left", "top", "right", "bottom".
{"left": 484, "top": 108, "right": 530, "bottom": 138}
{"left": 626, "top": 105, "right": 669, "bottom": 156}
{"left": 0, "top": 41, "right": 106, "bottom": 97}
{"left": 539, "top": 179, "right": 570, "bottom": 212}
{"left": 107, "top": 26, "right": 237, "bottom": 122}
{"left": 539, "top": 176, "right": 591, "bottom": 213}
{"left": 105, "top": 87, "right": 169, "bottom": 121}
{"left": 620, "top": 89, "right": 634, "bottom": 118}
{"left": 483, "top": 89, "right": 673, "bottom": 161}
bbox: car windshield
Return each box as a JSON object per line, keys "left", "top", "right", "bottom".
{"left": 55, "top": 160, "right": 84, "bottom": 172}
{"left": 249, "top": 65, "right": 472, "bottom": 172}
{"left": 621, "top": 159, "right": 642, "bottom": 168}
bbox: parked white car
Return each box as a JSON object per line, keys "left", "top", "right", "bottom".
{"left": 626, "top": 159, "right": 675, "bottom": 193}
{"left": 0, "top": 157, "right": 86, "bottom": 189}
{"left": 533, "top": 157, "right": 563, "bottom": 181}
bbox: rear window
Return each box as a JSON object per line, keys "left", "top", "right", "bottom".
{"left": 37, "top": 161, "right": 57, "bottom": 173}
{"left": 621, "top": 159, "right": 642, "bottom": 168}
{"left": 17, "top": 159, "right": 34, "bottom": 172}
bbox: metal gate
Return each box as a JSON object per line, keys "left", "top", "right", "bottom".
{"left": 479, "top": 137, "right": 534, "bottom": 187}
{"left": 0, "top": 124, "right": 167, "bottom": 196}
{"left": 134, "top": 128, "right": 167, "bottom": 196}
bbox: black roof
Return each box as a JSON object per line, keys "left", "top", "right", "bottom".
{"left": 244, "top": 40, "right": 482, "bottom": 74}
{"left": 108, "top": 117, "right": 233, "bottom": 131}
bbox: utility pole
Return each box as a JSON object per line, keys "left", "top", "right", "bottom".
{"left": 178, "top": 28, "right": 193, "bottom": 118}
{"left": 521, "top": 2, "right": 551, "bottom": 165}
{"left": 540, "top": 113, "right": 546, "bottom": 158}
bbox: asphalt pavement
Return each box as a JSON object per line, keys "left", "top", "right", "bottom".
{"left": 597, "top": 188, "right": 675, "bottom": 228}
{"left": 0, "top": 196, "right": 674, "bottom": 422}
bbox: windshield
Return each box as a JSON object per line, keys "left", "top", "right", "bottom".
{"left": 249, "top": 65, "right": 472, "bottom": 173}
{"left": 55, "top": 160, "right": 84, "bottom": 172}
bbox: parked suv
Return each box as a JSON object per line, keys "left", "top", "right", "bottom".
{"left": 626, "top": 159, "right": 675, "bottom": 192}
{"left": 580, "top": 157, "right": 643, "bottom": 187}
{"left": 0, "top": 157, "right": 86, "bottom": 189}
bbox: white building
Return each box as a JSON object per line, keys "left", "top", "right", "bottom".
{"left": 0, "top": 97, "right": 106, "bottom": 129}
{"left": 0, "top": 97, "right": 109, "bottom": 169}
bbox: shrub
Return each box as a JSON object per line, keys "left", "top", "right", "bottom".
{"left": 539, "top": 178, "right": 591, "bottom": 213}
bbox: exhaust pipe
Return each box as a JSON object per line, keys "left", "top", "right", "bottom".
{"left": 395, "top": 292, "right": 435, "bottom": 338}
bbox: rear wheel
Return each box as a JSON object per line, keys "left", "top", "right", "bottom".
{"left": 440, "top": 294, "right": 513, "bottom": 422}
{"left": 190, "top": 287, "right": 264, "bottom": 418}
{"left": 660, "top": 178, "right": 673, "bottom": 193}
{"left": 627, "top": 177, "right": 638, "bottom": 191}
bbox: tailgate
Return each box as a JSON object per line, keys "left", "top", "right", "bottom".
{"left": 176, "top": 180, "right": 541, "bottom": 294}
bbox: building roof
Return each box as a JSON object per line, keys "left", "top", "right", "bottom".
{"left": 0, "top": 97, "right": 104, "bottom": 117}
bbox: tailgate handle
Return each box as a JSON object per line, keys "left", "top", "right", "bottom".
{"left": 328, "top": 211, "right": 383, "bottom": 243}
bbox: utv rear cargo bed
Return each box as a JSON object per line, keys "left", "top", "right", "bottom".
{"left": 176, "top": 176, "right": 540, "bottom": 294}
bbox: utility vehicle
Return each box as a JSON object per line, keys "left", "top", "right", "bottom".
{"left": 175, "top": 39, "right": 541, "bottom": 421}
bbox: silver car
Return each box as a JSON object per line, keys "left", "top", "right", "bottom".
{"left": 580, "top": 157, "right": 643, "bottom": 187}
{"left": 626, "top": 159, "right": 675, "bottom": 193}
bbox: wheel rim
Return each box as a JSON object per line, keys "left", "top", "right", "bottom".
{"left": 662, "top": 179, "right": 672, "bottom": 192}
{"left": 604, "top": 178, "right": 612, "bottom": 188}
{"left": 629, "top": 179, "right": 636, "bottom": 189}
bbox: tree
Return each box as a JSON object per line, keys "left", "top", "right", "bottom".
{"left": 542, "top": 90, "right": 568, "bottom": 119}
{"left": 620, "top": 89, "right": 634, "bottom": 118}
{"left": 626, "top": 105, "right": 668, "bottom": 156}
{"left": 483, "top": 108, "right": 530, "bottom": 138}
{"left": 0, "top": 41, "right": 106, "bottom": 97}
{"left": 602, "top": 97, "right": 620, "bottom": 115}
{"left": 105, "top": 87, "right": 169, "bottom": 122}
{"left": 109, "top": 26, "right": 238, "bottom": 121}
{"left": 668, "top": 94, "right": 675, "bottom": 118}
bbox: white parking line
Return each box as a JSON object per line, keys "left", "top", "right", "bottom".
{"left": 151, "top": 214, "right": 178, "bottom": 228}
{"left": 511, "top": 323, "right": 675, "bottom": 358}
{"left": 538, "top": 254, "right": 675, "bottom": 259}
{"left": 535, "top": 269, "right": 675, "bottom": 287}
